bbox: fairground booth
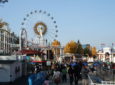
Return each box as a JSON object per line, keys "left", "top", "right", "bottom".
{"left": 20, "top": 49, "right": 52, "bottom": 72}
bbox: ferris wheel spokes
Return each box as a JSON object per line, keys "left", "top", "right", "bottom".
{"left": 20, "top": 10, "right": 58, "bottom": 49}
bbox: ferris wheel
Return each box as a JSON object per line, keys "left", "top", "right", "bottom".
{"left": 20, "top": 10, "right": 58, "bottom": 49}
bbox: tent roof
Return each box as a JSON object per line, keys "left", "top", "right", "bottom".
{"left": 19, "top": 50, "right": 45, "bottom": 55}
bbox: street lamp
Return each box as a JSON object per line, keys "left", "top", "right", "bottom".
{"left": 111, "top": 43, "right": 114, "bottom": 62}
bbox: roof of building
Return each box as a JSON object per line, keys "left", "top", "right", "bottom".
{"left": 19, "top": 50, "right": 45, "bottom": 55}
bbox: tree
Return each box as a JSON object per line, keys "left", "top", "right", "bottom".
{"left": 51, "top": 40, "right": 61, "bottom": 56}
{"left": 76, "top": 40, "right": 84, "bottom": 55}
{"left": 64, "top": 40, "right": 77, "bottom": 54}
{"left": 51, "top": 40, "right": 60, "bottom": 47}
{"left": 84, "top": 47, "right": 92, "bottom": 57}
{"left": 91, "top": 47, "right": 97, "bottom": 56}
{"left": 0, "top": 22, "right": 4, "bottom": 28}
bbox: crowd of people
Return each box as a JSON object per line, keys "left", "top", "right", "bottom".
{"left": 29, "top": 60, "right": 115, "bottom": 85}
{"left": 43, "top": 60, "right": 92, "bottom": 85}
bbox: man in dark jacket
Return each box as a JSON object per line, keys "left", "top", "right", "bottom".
{"left": 81, "top": 65, "right": 89, "bottom": 85}
{"left": 73, "top": 62, "right": 81, "bottom": 85}
{"left": 68, "top": 65, "right": 74, "bottom": 85}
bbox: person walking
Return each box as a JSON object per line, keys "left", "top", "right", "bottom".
{"left": 73, "top": 62, "right": 81, "bottom": 85}
{"left": 81, "top": 64, "right": 89, "bottom": 85}
{"left": 78, "top": 60, "right": 83, "bottom": 79}
{"left": 62, "top": 66, "right": 67, "bottom": 82}
{"left": 52, "top": 69, "right": 61, "bottom": 85}
{"left": 68, "top": 65, "right": 74, "bottom": 85}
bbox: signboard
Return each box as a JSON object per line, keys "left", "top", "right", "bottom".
{"left": 46, "top": 61, "right": 51, "bottom": 66}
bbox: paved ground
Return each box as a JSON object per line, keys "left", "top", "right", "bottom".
{"left": 12, "top": 75, "right": 28, "bottom": 85}
{"left": 0, "top": 75, "right": 28, "bottom": 85}
{"left": 59, "top": 80, "right": 82, "bottom": 85}
{"left": 50, "top": 79, "right": 82, "bottom": 85}
{"left": 0, "top": 74, "right": 82, "bottom": 85}
{"left": 12, "top": 76, "right": 82, "bottom": 85}
{"left": 50, "top": 75, "right": 82, "bottom": 85}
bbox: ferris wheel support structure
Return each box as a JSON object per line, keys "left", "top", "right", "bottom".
{"left": 19, "top": 28, "right": 28, "bottom": 50}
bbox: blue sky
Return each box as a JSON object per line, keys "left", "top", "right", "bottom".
{"left": 0, "top": 0, "right": 115, "bottom": 49}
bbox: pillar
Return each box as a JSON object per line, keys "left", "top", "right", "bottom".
{"left": 3, "top": 31, "right": 6, "bottom": 54}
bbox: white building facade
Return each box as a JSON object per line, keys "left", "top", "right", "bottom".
{"left": 0, "top": 21, "right": 11, "bottom": 54}
{"left": 0, "top": 20, "right": 19, "bottom": 55}
{"left": 97, "top": 47, "right": 115, "bottom": 62}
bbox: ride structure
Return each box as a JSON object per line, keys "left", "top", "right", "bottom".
{"left": 20, "top": 10, "right": 58, "bottom": 51}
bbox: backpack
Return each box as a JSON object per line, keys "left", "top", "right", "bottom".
{"left": 62, "top": 69, "right": 67, "bottom": 75}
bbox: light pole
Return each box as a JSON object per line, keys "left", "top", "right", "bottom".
{"left": 111, "top": 43, "right": 114, "bottom": 62}
{"left": 47, "top": 44, "right": 50, "bottom": 60}
{"left": 111, "top": 43, "right": 115, "bottom": 82}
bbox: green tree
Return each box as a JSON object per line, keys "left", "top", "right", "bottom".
{"left": 84, "top": 47, "right": 92, "bottom": 57}
{"left": 76, "top": 40, "right": 84, "bottom": 55}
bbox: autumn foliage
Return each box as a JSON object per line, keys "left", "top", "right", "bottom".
{"left": 0, "top": 22, "right": 8, "bottom": 28}
{"left": 64, "top": 40, "right": 77, "bottom": 54}
{"left": 51, "top": 40, "right": 61, "bottom": 56}
{"left": 51, "top": 40, "right": 60, "bottom": 47}
{"left": 0, "top": 22, "right": 4, "bottom": 28}
{"left": 91, "top": 47, "right": 97, "bottom": 56}
{"left": 64, "top": 40, "right": 97, "bottom": 57}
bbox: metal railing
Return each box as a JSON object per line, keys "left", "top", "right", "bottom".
{"left": 101, "top": 81, "right": 115, "bottom": 85}
{"left": 88, "top": 74, "right": 115, "bottom": 85}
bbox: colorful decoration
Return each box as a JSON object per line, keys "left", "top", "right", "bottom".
{"left": 34, "top": 22, "right": 47, "bottom": 36}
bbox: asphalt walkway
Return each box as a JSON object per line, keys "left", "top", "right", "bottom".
{"left": 60, "top": 80, "right": 82, "bottom": 85}
{"left": 11, "top": 75, "right": 28, "bottom": 85}
{"left": 1, "top": 74, "right": 82, "bottom": 85}
{"left": 50, "top": 75, "right": 82, "bottom": 85}
{"left": 11, "top": 76, "right": 82, "bottom": 85}
{"left": 50, "top": 80, "right": 82, "bottom": 85}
